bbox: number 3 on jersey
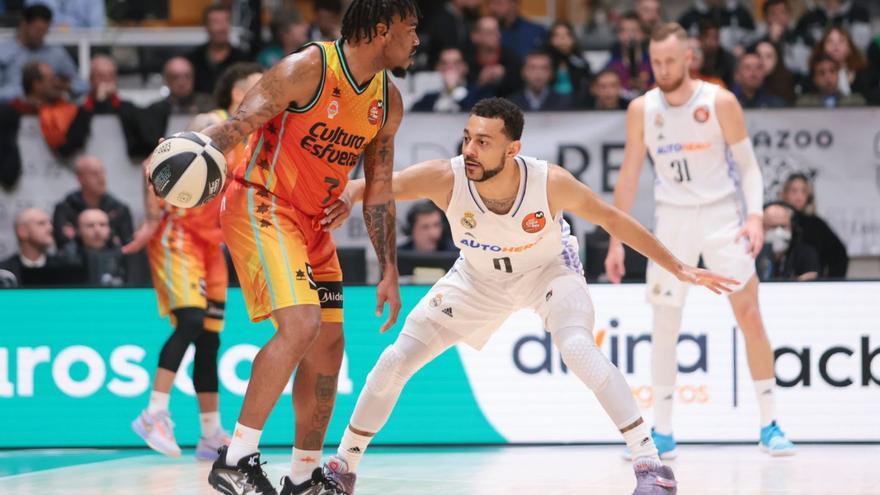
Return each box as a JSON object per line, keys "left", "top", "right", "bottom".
{"left": 670, "top": 158, "right": 692, "bottom": 183}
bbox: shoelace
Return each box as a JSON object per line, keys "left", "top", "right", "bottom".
{"left": 246, "top": 460, "right": 275, "bottom": 493}
{"left": 321, "top": 468, "right": 346, "bottom": 495}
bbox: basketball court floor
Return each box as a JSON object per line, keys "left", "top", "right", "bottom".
{"left": 1, "top": 444, "right": 877, "bottom": 494}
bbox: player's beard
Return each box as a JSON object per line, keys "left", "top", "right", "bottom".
{"left": 471, "top": 159, "right": 505, "bottom": 182}
{"left": 657, "top": 71, "right": 686, "bottom": 93}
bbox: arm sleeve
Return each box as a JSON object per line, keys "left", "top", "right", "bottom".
{"left": 728, "top": 137, "right": 764, "bottom": 216}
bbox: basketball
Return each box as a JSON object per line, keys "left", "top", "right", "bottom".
{"left": 148, "top": 131, "right": 227, "bottom": 208}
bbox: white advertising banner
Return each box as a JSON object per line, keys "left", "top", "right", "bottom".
{"left": 457, "top": 282, "right": 880, "bottom": 442}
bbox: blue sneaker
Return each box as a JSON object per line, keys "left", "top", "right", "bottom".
{"left": 622, "top": 429, "right": 678, "bottom": 460}
{"left": 760, "top": 421, "right": 796, "bottom": 456}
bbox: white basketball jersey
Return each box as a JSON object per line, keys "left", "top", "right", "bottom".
{"left": 643, "top": 81, "right": 738, "bottom": 206}
{"left": 445, "top": 155, "right": 581, "bottom": 276}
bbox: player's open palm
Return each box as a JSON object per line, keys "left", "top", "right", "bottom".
{"left": 604, "top": 241, "right": 626, "bottom": 284}
{"left": 676, "top": 265, "right": 739, "bottom": 295}
{"left": 375, "top": 273, "right": 401, "bottom": 333}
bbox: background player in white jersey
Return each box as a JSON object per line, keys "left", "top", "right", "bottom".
{"left": 604, "top": 23, "right": 795, "bottom": 458}
{"left": 318, "top": 98, "right": 738, "bottom": 495}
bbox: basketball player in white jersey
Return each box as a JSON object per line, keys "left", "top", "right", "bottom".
{"left": 604, "top": 23, "right": 795, "bottom": 458}
{"left": 316, "top": 98, "right": 739, "bottom": 494}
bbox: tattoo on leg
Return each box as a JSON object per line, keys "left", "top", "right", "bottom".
{"left": 302, "top": 374, "right": 339, "bottom": 450}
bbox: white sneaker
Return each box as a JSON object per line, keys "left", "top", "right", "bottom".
{"left": 132, "top": 409, "right": 181, "bottom": 457}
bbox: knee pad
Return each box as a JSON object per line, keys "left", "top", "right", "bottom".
{"left": 545, "top": 285, "right": 595, "bottom": 334}
{"left": 193, "top": 331, "right": 220, "bottom": 393}
{"left": 555, "top": 328, "right": 612, "bottom": 392}
{"left": 158, "top": 308, "right": 205, "bottom": 372}
{"left": 364, "top": 346, "right": 409, "bottom": 397}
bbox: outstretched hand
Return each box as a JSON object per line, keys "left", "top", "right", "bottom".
{"left": 675, "top": 265, "right": 739, "bottom": 295}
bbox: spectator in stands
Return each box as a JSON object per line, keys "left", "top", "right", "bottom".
{"left": 576, "top": 0, "right": 617, "bottom": 50}
{"left": 309, "top": 0, "right": 343, "bottom": 42}
{"left": 546, "top": 21, "right": 592, "bottom": 98}
{"left": 0, "top": 4, "right": 87, "bottom": 102}
{"left": 465, "top": 16, "right": 523, "bottom": 97}
{"left": 697, "top": 19, "right": 737, "bottom": 88}
{"left": 779, "top": 172, "right": 848, "bottom": 278}
{"left": 756, "top": 202, "right": 819, "bottom": 281}
{"left": 687, "top": 37, "right": 726, "bottom": 87}
{"left": 258, "top": 11, "right": 309, "bottom": 69}
{"left": 605, "top": 11, "right": 652, "bottom": 100}
{"left": 0, "top": 207, "right": 81, "bottom": 286}
{"left": 755, "top": 40, "right": 796, "bottom": 105}
{"left": 809, "top": 27, "right": 871, "bottom": 100}
{"left": 636, "top": 0, "right": 664, "bottom": 34}
{"left": 678, "top": 0, "right": 755, "bottom": 51}
{"left": 399, "top": 201, "right": 455, "bottom": 252}
{"left": 65, "top": 208, "right": 126, "bottom": 287}
{"left": 489, "top": 0, "right": 548, "bottom": 60}
{"left": 756, "top": 0, "right": 811, "bottom": 76}
{"left": 24, "top": 0, "right": 106, "bottom": 28}
{"left": 412, "top": 48, "right": 488, "bottom": 112}
{"left": 797, "top": 53, "right": 865, "bottom": 107}
{"left": 732, "top": 51, "right": 786, "bottom": 108}
{"left": 423, "top": 0, "right": 481, "bottom": 69}
{"left": 584, "top": 68, "right": 627, "bottom": 110}
{"left": 53, "top": 155, "right": 133, "bottom": 249}
{"left": 508, "top": 50, "right": 571, "bottom": 111}
{"left": 187, "top": 5, "right": 249, "bottom": 97}
{"left": 795, "top": 0, "right": 871, "bottom": 51}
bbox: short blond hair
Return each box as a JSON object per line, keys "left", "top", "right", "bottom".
{"left": 651, "top": 22, "right": 688, "bottom": 43}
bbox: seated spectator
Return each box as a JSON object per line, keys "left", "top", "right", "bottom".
{"left": 412, "top": 48, "right": 489, "bottom": 112}
{"left": 756, "top": 0, "right": 811, "bottom": 76}
{"left": 636, "top": 0, "right": 664, "bottom": 35}
{"left": 678, "top": 0, "right": 755, "bottom": 51}
{"left": 795, "top": 0, "right": 871, "bottom": 51}
{"left": 465, "top": 16, "right": 523, "bottom": 97}
{"left": 697, "top": 19, "right": 737, "bottom": 87}
{"left": 508, "top": 50, "right": 572, "bottom": 111}
{"left": 489, "top": 0, "right": 548, "bottom": 60}
{"left": 52, "top": 155, "right": 133, "bottom": 249}
{"left": 187, "top": 5, "right": 249, "bottom": 97}
{"left": 399, "top": 201, "right": 455, "bottom": 252}
{"left": 423, "top": 0, "right": 481, "bottom": 69}
{"left": 605, "top": 11, "right": 652, "bottom": 99}
{"left": 546, "top": 21, "right": 592, "bottom": 97}
{"left": 139, "top": 57, "right": 213, "bottom": 153}
{"left": 575, "top": 0, "right": 617, "bottom": 50}
{"left": 687, "top": 37, "right": 726, "bottom": 87}
{"left": 258, "top": 11, "right": 309, "bottom": 69}
{"left": 0, "top": 207, "right": 82, "bottom": 287}
{"left": 756, "top": 202, "right": 819, "bottom": 281}
{"left": 583, "top": 69, "right": 628, "bottom": 110}
{"left": 732, "top": 52, "right": 786, "bottom": 108}
{"left": 64, "top": 208, "right": 126, "bottom": 287}
{"left": 24, "top": 0, "right": 106, "bottom": 28}
{"left": 797, "top": 53, "right": 865, "bottom": 107}
{"left": 0, "top": 4, "right": 87, "bottom": 102}
{"left": 809, "top": 27, "right": 871, "bottom": 100}
{"left": 309, "top": 0, "right": 343, "bottom": 42}
{"left": 755, "top": 40, "right": 796, "bottom": 104}
{"left": 779, "top": 172, "right": 848, "bottom": 278}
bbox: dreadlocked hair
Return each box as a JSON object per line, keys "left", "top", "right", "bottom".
{"left": 341, "top": 0, "right": 420, "bottom": 43}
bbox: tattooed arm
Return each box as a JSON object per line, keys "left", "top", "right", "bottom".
{"left": 363, "top": 81, "right": 404, "bottom": 333}
{"left": 199, "top": 46, "right": 323, "bottom": 153}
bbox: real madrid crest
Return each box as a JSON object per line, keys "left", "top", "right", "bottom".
{"left": 654, "top": 113, "right": 664, "bottom": 128}
{"left": 429, "top": 293, "right": 443, "bottom": 307}
{"left": 461, "top": 211, "right": 477, "bottom": 229}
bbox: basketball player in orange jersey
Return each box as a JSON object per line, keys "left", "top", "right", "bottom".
{"left": 124, "top": 63, "right": 265, "bottom": 462}
{"left": 186, "top": 1, "right": 420, "bottom": 493}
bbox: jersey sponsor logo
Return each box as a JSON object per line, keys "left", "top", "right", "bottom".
{"left": 460, "top": 212, "right": 477, "bottom": 229}
{"left": 693, "top": 105, "right": 710, "bottom": 123}
{"left": 458, "top": 236, "right": 542, "bottom": 253}
{"left": 655, "top": 142, "right": 711, "bottom": 154}
{"left": 317, "top": 281, "right": 343, "bottom": 309}
{"left": 368, "top": 99, "right": 384, "bottom": 126}
{"left": 442, "top": 307, "right": 453, "bottom": 318}
{"left": 300, "top": 122, "right": 368, "bottom": 167}
{"left": 521, "top": 211, "right": 546, "bottom": 233}
{"left": 328, "top": 100, "right": 339, "bottom": 119}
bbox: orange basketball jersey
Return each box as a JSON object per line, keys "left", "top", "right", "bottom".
{"left": 233, "top": 39, "right": 389, "bottom": 217}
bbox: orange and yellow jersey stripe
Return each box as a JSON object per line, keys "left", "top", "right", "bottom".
{"left": 233, "top": 39, "right": 389, "bottom": 217}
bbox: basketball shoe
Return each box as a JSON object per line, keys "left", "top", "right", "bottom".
{"left": 197, "top": 428, "right": 232, "bottom": 461}
{"left": 208, "top": 446, "right": 277, "bottom": 495}
{"left": 759, "top": 421, "right": 796, "bottom": 456}
{"left": 633, "top": 458, "right": 677, "bottom": 494}
{"left": 132, "top": 409, "right": 181, "bottom": 457}
{"left": 279, "top": 468, "right": 331, "bottom": 495}
{"left": 320, "top": 456, "right": 356, "bottom": 495}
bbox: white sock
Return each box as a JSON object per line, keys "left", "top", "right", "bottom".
{"left": 147, "top": 391, "right": 169, "bottom": 414}
{"left": 291, "top": 448, "right": 322, "bottom": 484}
{"left": 226, "top": 422, "right": 262, "bottom": 465}
{"left": 754, "top": 378, "right": 777, "bottom": 427}
{"left": 200, "top": 411, "right": 221, "bottom": 437}
{"left": 652, "top": 385, "right": 675, "bottom": 435}
{"left": 336, "top": 428, "right": 373, "bottom": 473}
{"left": 622, "top": 418, "right": 659, "bottom": 461}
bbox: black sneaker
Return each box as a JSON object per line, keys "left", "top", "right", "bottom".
{"left": 208, "top": 445, "right": 278, "bottom": 495}
{"left": 279, "top": 469, "right": 325, "bottom": 495}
